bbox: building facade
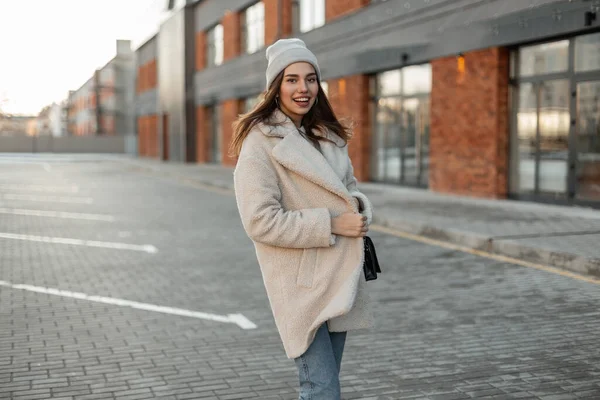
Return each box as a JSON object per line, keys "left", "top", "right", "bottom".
{"left": 35, "top": 102, "right": 67, "bottom": 137}
{"left": 135, "top": 0, "right": 600, "bottom": 207}
{"left": 67, "top": 40, "right": 136, "bottom": 138}
{"left": 0, "top": 115, "right": 35, "bottom": 136}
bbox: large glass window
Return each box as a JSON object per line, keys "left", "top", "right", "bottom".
{"left": 320, "top": 81, "right": 329, "bottom": 96}
{"left": 244, "top": 94, "right": 261, "bottom": 113}
{"left": 371, "top": 64, "right": 431, "bottom": 187}
{"left": 515, "top": 83, "right": 537, "bottom": 192}
{"left": 207, "top": 105, "right": 222, "bottom": 163}
{"left": 576, "top": 81, "right": 600, "bottom": 201}
{"left": 575, "top": 32, "right": 600, "bottom": 73}
{"left": 206, "top": 24, "right": 224, "bottom": 67}
{"left": 517, "top": 40, "right": 569, "bottom": 77}
{"left": 296, "top": 0, "right": 325, "bottom": 33}
{"left": 241, "top": 2, "right": 264, "bottom": 54}
{"left": 511, "top": 35, "right": 600, "bottom": 204}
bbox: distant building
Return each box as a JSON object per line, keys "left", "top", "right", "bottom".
{"left": 26, "top": 119, "right": 37, "bottom": 137}
{"left": 35, "top": 102, "right": 65, "bottom": 137}
{"left": 0, "top": 114, "right": 35, "bottom": 136}
{"left": 66, "top": 40, "right": 135, "bottom": 137}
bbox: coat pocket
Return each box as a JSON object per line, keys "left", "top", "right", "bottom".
{"left": 296, "top": 248, "right": 318, "bottom": 288}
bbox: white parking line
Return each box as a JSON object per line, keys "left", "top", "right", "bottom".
{"left": 0, "top": 184, "right": 79, "bottom": 193}
{"left": 0, "top": 280, "right": 257, "bottom": 330}
{"left": 0, "top": 207, "right": 114, "bottom": 222}
{"left": 0, "top": 232, "right": 157, "bottom": 253}
{"left": 2, "top": 194, "right": 94, "bottom": 204}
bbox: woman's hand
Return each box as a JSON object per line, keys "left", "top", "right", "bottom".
{"left": 331, "top": 212, "right": 368, "bottom": 237}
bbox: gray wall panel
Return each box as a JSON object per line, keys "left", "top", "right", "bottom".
{"left": 158, "top": 9, "right": 186, "bottom": 162}
{"left": 194, "top": 0, "right": 596, "bottom": 105}
{"left": 114, "top": 55, "right": 136, "bottom": 135}
{"left": 194, "top": 0, "right": 257, "bottom": 31}
{"left": 136, "top": 90, "right": 159, "bottom": 116}
{"left": 136, "top": 35, "right": 158, "bottom": 66}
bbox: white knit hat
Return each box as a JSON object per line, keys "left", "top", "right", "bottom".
{"left": 265, "top": 38, "right": 320, "bottom": 90}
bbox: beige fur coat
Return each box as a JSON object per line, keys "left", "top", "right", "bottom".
{"left": 233, "top": 109, "right": 374, "bottom": 359}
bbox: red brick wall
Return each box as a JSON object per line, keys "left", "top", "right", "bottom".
{"left": 223, "top": 11, "right": 241, "bottom": 61}
{"left": 147, "top": 59, "right": 157, "bottom": 89}
{"left": 326, "top": 75, "right": 371, "bottom": 181}
{"left": 137, "top": 59, "right": 157, "bottom": 93}
{"left": 136, "top": 57, "right": 158, "bottom": 157}
{"left": 326, "top": 0, "right": 369, "bottom": 22}
{"left": 221, "top": 99, "right": 243, "bottom": 166}
{"left": 138, "top": 115, "right": 159, "bottom": 158}
{"left": 264, "top": 0, "right": 292, "bottom": 45}
{"left": 196, "top": 106, "right": 209, "bottom": 163}
{"left": 196, "top": 31, "right": 206, "bottom": 70}
{"left": 430, "top": 47, "right": 510, "bottom": 198}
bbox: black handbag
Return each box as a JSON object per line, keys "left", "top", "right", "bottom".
{"left": 363, "top": 236, "right": 381, "bottom": 281}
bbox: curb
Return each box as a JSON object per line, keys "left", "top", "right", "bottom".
{"left": 373, "top": 215, "right": 600, "bottom": 279}
{"left": 490, "top": 239, "right": 600, "bottom": 278}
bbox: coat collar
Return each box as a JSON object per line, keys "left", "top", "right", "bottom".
{"left": 259, "top": 109, "right": 352, "bottom": 203}
{"left": 260, "top": 109, "right": 346, "bottom": 147}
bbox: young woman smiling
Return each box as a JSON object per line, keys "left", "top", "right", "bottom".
{"left": 230, "top": 38, "right": 374, "bottom": 400}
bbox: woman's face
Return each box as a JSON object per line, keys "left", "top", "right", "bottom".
{"left": 278, "top": 62, "right": 319, "bottom": 126}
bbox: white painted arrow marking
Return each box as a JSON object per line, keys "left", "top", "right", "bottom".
{"left": 0, "top": 281, "right": 257, "bottom": 329}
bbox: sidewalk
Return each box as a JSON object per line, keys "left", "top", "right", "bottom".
{"left": 121, "top": 156, "right": 600, "bottom": 278}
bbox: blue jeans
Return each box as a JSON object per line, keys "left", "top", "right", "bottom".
{"left": 294, "top": 322, "right": 347, "bottom": 400}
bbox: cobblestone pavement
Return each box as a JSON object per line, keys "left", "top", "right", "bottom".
{"left": 0, "top": 155, "right": 599, "bottom": 400}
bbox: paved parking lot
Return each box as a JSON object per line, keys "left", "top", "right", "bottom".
{"left": 1, "top": 154, "right": 599, "bottom": 400}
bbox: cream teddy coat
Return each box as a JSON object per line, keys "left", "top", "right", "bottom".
{"left": 233, "top": 109, "right": 374, "bottom": 359}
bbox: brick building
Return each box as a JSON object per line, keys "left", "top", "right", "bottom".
{"left": 135, "top": 0, "right": 600, "bottom": 207}
{"left": 67, "top": 40, "right": 136, "bottom": 137}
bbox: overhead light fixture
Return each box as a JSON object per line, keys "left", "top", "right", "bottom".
{"left": 457, "top": 54, "right": 465, "bottom": 74}
{"left": 584, "top": 10, "right": 596, "bottom": 26}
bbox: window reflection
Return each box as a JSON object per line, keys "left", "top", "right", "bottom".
{"left": 575, "top": 32, "right": 600, "bottom": 73}
{"left": 371, "top": 64, "right": 431, "bottom": 187}
{"left": 519, "top": 40, "right": 568, "bottom": 77}
{"left": 244, "top": 94, "right": 261, "bottom": 113}
{"left": 511, "top": 35, "right": 600, "bottom": 202}
{"left": 320, "top": 81, "right": 329, "bottom": 96}
{"left": 243, "top": 2, "right": 265, "bottom": 54}
{"left": 377, "top": 70, "right": 401, "bottom": 96}
{"left": 403, "top": 65, "right": 432, "bottom": 95}
{"left": 207, "top": 24, "right": 224, "bottom": 67}
{"left": 576, "top": 81, "right": 600, "bottom": 200}
{"left": 538, "top": 80, "right": 569, "bottom": 194}
{"left": 207, "top": 105, "right": 221, "bottom": 163}
{"left": 299, "top": 0, "right": 325, "bottom": 33}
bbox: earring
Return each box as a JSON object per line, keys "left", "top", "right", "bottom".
{"left": 315, "top": 97, "right": 319, "bottom": 106}
{"left": 275, "top": 97, "right": 280, "bottom": 108}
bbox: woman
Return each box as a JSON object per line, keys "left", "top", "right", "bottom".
{"left": 231, "top": 38, "right": 374, "bottom": 399}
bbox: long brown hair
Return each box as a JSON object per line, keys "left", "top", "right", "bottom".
{"left": 229, "top": 70, "right": 351, "bottom": 157}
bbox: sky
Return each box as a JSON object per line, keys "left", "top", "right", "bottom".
{"left": 0, "top": 0, "right": 167, "bottom": 115}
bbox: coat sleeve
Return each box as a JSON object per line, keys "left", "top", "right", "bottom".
{"left": 344, "top": 149, "right": 374, "bottom": 225}
{"left": 234, "top": 154, "right": 335, "bottom": 248}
